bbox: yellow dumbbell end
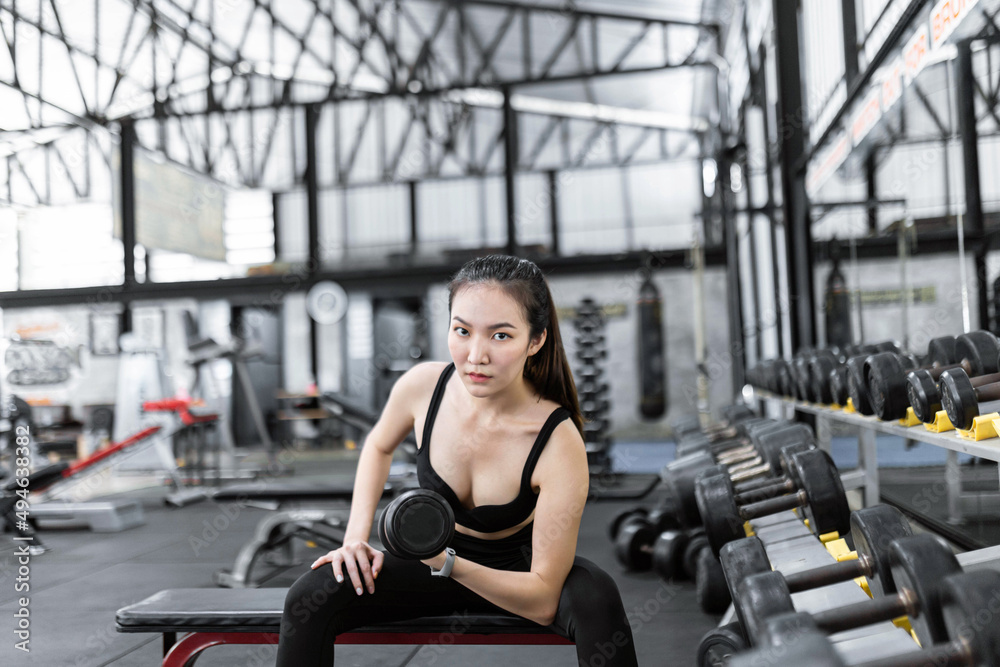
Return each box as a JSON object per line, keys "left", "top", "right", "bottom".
{"left": 899, "top": 408, "right": 921, "bottom": 427}
{"left": 926, "top": 411, "right": 956, "bottom": 433}
{"left": 818, "top": 531, "right": 840, "bottom": 544}
{"left": 958, "top": 413, "right": 1000, "bottom": 441}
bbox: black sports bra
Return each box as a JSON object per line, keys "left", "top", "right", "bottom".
{"left": 415, "top": 363, "right": 571, "bottom": 534}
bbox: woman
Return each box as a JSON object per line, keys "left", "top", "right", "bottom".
{"left": 277, "top": 255, "right": 638, "bottom": 666}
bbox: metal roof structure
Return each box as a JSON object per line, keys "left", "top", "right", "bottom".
{"left": 0, "top": 0, "right": 731, "bottom": 204}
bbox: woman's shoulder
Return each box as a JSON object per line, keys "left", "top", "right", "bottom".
{"left": 394, "top": 361, "right": 451, "bottom": 395}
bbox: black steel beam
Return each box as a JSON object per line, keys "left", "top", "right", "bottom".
{"left": 812, "top": 228, "right": 995, "bottom": 262}
{"left": 305, "top": 104, "right": 321, "bottom": 383}
{"left": 409, "top": 181, "right": 419, "bottom": 254}
{"left": 272, "top": 191, "right": 282, "bottom": 259}
{"left": 772, "top": 0, "right": 815, "bottom": 350}
{"left": 305, "top": 105, "right": 321, "bottom": 274}
{"left": 755, "top": 42, "right": 785, "bottom": 359}
{"left": 957, "top": 39, "right": 988, "bottom": 329}
{"left": 719, "top": 148, "right": 746, "bottom": 388}
{"left": 865, "top": 153, "right": 878, "bottom": 233}
{"left": 0, "top": 249, "right": 729, "bottom": 309}
{"left": 841, "top": 0, "right": 860, "bottom": 87}
{"left": 119, "top": 120, "right": 137, "bottom": 287}
{"left": 957, "top": 41, "right": 984, "bottom": 234}
{"left": 503, "top": 86, "right": 518, "bottom": 256}
{"left": 547, "top": 170, "right": 560, "bottom": 256}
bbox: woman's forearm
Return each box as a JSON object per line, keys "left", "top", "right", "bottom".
{"left": 430, "top": 554, "right": 559, "bottom": 626}
{"left": 343, "top": 442, "right": 395, "bottom": 543}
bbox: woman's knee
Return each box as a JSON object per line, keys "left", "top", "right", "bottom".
{"left": 561, "top": 558, "right": 623, "bottom": 608}
{"left": 282, "top": 565, "right": 346, "bottom": 622}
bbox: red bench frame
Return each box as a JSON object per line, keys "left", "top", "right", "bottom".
{"left": 161, "top": 629, "right": 572, "bottom": 666}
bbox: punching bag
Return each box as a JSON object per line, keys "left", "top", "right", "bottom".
{"left": 824, "top": 243, "right": 853, "bottom": 349}
{"left": 637, "top": 277, "right": 666, "bottom": 419}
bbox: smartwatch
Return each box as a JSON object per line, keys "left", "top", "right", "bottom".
{"left": 430, "top": 547, "right": 457, "bottom": 578}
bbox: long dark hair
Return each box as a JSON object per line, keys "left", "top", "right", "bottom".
{"left": 448, "top": 255, "right": 583, "bottom": 435}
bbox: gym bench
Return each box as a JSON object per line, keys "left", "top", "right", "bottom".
{"left": 117, "top": 588, "right": 572, "bottom": 666}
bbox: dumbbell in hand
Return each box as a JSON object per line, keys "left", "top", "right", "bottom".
{"left": 377, "top": 488, "right": 455, "bottom": 560}
{"left": 694, "top": 449, "right": 851, "bottom": 557}
{"left": 730, "top": 569, "right": 1000, "bottom": 667}
{"left": 735, "top": 534, "right": 960, "bottom": 650}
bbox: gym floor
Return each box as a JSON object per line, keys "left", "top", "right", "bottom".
{"left": 0, "top": 446, "right": 719, "bottom": 667}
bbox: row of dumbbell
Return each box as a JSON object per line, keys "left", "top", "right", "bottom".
{"left": 699, "top": 504, "right": 1000, "bottom": 667}
{"left": 750, "top": 330, "right": 1000, "bottom": 430}
{"left": 612, "top": 409, "right": 852, "bottom": 614}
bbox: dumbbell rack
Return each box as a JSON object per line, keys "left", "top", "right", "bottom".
{"left": 574, "top": 298, "right": 612, "bottom": 473}
{"left": 753, "top": 389, "right": 1000, "bottom": 525}
{"left": 726, "top": 511, "right": 921, "bottom": 664}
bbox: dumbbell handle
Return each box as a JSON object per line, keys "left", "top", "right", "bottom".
{"left": 733, "top": 470, "right": 786, "bottom": 492}
{"left": 783, "top": 554, "right": 870, "bottom": 593}
{"left": 928, "top": 359, "right": 973, "bottom": 380}
{"left": 971, "top": 371, "right": 1000, "bottom": 388}
{"left": 728, "top": 459, "right": 765, "bottom": 477}
{"left": 856, "top": 640, "right": 969, "bottom": 667}
{"left": 738, "top": 489, "right": 807, "bottom": 521}
{"left": 734, "top": 478, "right": 796, "bottom": 505}
{"left": 729, "top": 462, "right": 773, "bottom": 484}
{"left": 717, "top": 445, "right": 757, "bottom": 464}
{"left": 811, "top": 587, "right": 918, "bottom": 636}
{"left": 974, "top": 382, "right": 1000, "bottom": 404}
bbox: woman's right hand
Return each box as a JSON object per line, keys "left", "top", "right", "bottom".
{"left": 311, "top": 540, "right": 384, "bottom": 596}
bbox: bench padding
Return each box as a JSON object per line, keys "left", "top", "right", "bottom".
{"left": 116, "top": 588, "right": 553, "bottom": 636}
{"left": 212, "top": 484, "right": 363, "bottom": 503}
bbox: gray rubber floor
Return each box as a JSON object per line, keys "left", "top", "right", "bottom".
{"left": 0, "top": 450, "right": 717, "bottom": 666}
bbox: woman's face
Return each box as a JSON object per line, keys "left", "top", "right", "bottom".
{"left": 448, "top": 284, "right": 545, "bottom": 398}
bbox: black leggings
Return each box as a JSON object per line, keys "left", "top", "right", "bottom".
{"left": 275, "top": 552, "right": 638, "bottom": 667}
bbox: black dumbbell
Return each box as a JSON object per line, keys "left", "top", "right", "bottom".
{"left": 647, "top": 528, "right": 709, "bottom": 581}
{"left": 677, "top": 417, "right": 767, "bottom": 449}
{"left": 665, "top": 428, "right": 815, "bottom": 528}
{"left": 612, "top": 504, "right": 683, "bottom": 569}
{"left": 866, "top": 332, "right": 1000, "bottom": 421}
{"left": 784, "top": 342, "right": 898, "bottom": 404}
{"left": 721, "top": 506, "right": 912, "bottom": 632}
{"left": 940, "top": 365, "right": 1000, "bottom": 430}
{"left": 907, "top": 366, "right": 1000, "bottom": 424}
{"left": 694, "top": 449, "right": 850, "bottom": 557}
{"left": 901, "top": 333, "right": 1000, "bottom": 423}
{"left": 731, "top": 569, "right": 1000, "bottom": 667}
{"left": 735, "top": 534, "right": 960, "bottom": 651}
{"left": 696, "top": 621, "right": 748, "bottom": 667}
{"left": 675, "top": 419, "right": 800, "bottom": 462}
{"left": 377, "top": 488, "right": 454, "bottom": 559}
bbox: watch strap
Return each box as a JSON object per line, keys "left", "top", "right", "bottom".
{"left": 430, "top": 547, "right": 457, "bottom": 577}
